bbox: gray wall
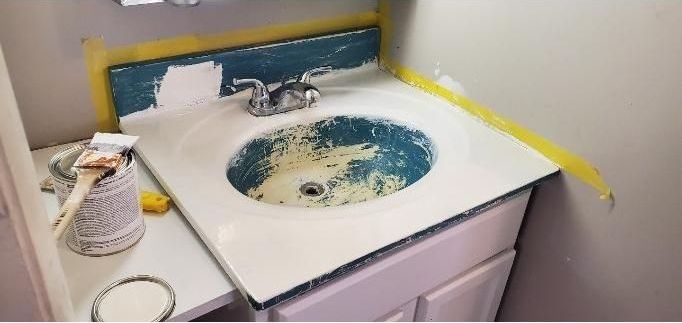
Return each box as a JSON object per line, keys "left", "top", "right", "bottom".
{"left": 0, "top": 0, "right": 377, "bottom": 149}
{"left": 387, "top": 0, "right": 682, "bottom": 320}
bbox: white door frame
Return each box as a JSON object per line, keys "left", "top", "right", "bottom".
{"left": 0, "top": 43, "right": 73, "bottom": 321}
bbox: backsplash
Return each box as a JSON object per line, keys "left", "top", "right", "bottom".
{"left": 109, "top": 27, "right": 379, "bottom": 119}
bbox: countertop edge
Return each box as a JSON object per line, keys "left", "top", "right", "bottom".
{"left": 248, "top": 170, "right": 560, "bottom": 310}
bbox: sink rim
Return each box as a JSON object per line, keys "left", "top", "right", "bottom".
{"left": 168, "top": 84, "right": 473, "bottom": 221}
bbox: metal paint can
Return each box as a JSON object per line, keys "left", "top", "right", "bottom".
{"left": 49, "top": 144, "right": 145, "bottom": 256}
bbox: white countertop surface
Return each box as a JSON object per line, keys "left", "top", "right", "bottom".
{"left": 120, "top": 67, "right": 558, "bottom": 309}
{"left": 31, "top": 142, "right": 239, "bottom": 321}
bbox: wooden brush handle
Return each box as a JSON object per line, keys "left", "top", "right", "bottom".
{"left": 52, "top": 168, "right": 105, "bottom": 240}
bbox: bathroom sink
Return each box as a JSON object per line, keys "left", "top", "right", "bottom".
{"left": 120, "top": 68, "right": 558, "bottom": 309}
{"left": 227, "top": 116, "right": 435, "bottom": 207}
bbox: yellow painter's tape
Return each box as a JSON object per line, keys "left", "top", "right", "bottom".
{"left": 82, "top": 37, "right": 118, "bottom": 133}
{"left": 82, "top": 11, "right": 379, "bottom": 132}
{"left": 378, "top": 0, "right": 611, "bottom": 199}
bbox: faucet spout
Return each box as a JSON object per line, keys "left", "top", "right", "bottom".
{"left": 298, "top": 66, "right": 332, "bottom": 84}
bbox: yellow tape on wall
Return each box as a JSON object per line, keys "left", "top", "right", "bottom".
{"left": 82, "top": 11, "right": 379, "bottom": 133}
{"left": 82, "top": 37, "right": 118, "bottom": 133}
{"left": 378, "top": 0, "right": 612, "bottom": 199}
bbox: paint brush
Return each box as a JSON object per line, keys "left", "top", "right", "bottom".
{"left": 52, "top": 133, "right": 139, "bottom": 240}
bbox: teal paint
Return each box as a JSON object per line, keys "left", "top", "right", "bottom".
{"left": 109, "top": 28, "right": 379, "bottom": 118}
{"left": 226, "top": 116, "right": 435, "bottom": 207}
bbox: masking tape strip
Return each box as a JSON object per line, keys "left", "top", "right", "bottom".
{"left": 378, "top": 0, "right": 611, "bottom": 199}
{"left": 82, "top": 37, "right": 118, "bottom": 133}
{"left": 82, "top": 11, "right": 379, "bottom": 132}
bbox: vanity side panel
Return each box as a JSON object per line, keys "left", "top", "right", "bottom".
{"left": 272, "top": 191, "right": 530, "bottom": 322}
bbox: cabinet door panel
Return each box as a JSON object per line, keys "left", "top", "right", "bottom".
{"left": 376, "top": 298, "right": 418, "bottom": 322}
{"left": 415, "top": 250, "right": 515, "bottom": 322}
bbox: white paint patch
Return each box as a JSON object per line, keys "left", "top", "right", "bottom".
{"left": 155, "top": 61, "right": 223, "bottom": 109}
{"left": 434, "top": 61, "right": 441, "bottom": 77}
{"left": 436, "top": 74, "right": 467, "bottom": 96}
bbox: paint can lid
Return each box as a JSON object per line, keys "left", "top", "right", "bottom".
{"left": 48, "top": 143, "right": 132, "bottom": 182}
{"left": 91, "top": 275, "right": 175, "bottom": 322}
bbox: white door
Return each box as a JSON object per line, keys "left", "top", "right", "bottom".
{"left": 414, "top": 250, "right": 515, "bottom": 322}
{"left": 0, "top": 43, "right": 73, "bottom": 320}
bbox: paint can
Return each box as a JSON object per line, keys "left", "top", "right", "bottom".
{"left": 49, "top": 144, "right": 145, "bottom": 256}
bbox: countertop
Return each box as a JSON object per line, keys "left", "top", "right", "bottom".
{"left": 120, "top": 67, "right": 559, "bottom": 309}
{"left": 31, "top": 142, "right": 239, "bottom": 321}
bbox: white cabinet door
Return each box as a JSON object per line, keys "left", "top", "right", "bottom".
{"left": 415, "top": 250, "right": 515, "bottom": 322}
{"left": 375, "top": 298, "right": 418, "bottom": 322}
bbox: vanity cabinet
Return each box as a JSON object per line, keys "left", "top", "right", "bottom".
{"left": 254, "top": 191, "right": 530, "bottom": 322}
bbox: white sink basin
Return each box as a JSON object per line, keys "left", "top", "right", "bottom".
{"left": 120, "top": 68, "right": 557, "bottom": 309}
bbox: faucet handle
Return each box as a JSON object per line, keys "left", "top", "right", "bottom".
{"left": 233, "top": 78, "right": 268, "bottom": 95}
{"left": 233, "top": 78, "right": 271, "bottom": 109}
{"left": 298, "top": 66, "right": 332, "bottom": 84}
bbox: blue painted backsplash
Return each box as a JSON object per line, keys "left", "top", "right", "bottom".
{"left": 109, "top": 28, "right": 379, "bottom": 118}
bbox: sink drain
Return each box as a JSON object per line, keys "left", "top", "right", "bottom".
{"left": 300, "top": 182, "right": 325, "bottom": 197}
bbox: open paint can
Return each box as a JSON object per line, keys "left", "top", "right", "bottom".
{"left": 49, "top": 144, "right": 145, "bottom": 256}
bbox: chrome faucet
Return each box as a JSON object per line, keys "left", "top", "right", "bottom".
{"left": 233, "top": 66, "right": 332, "bottom": 116}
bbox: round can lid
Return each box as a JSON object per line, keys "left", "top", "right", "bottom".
{"left": 48, "top": 143, "right": 132, "bottom": 182}
{"left": 91, "top": 275, "right": 175, "bottom": 322}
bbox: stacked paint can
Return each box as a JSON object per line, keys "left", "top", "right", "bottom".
{"left": 49, "top": 144, "right": 145, "bottom": 256}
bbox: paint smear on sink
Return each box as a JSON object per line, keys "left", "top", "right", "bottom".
{"left": 227, "top": 116, "right": 435, "bottom": 208}
{"left": 247, "top": 142, "right": 396, "bottom": 207}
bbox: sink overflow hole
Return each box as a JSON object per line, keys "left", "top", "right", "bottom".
{"left": 300, "top": 182, "right": 325, "bottom": 197}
